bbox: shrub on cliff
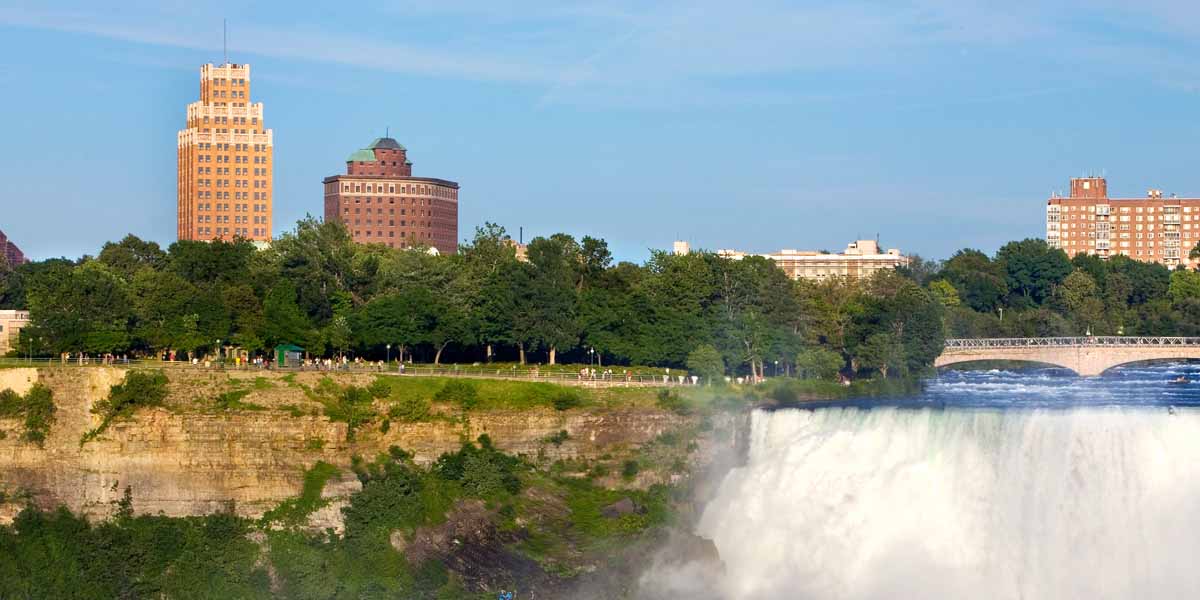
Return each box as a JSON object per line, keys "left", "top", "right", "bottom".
{"left": 551, "top": 388, "right": 582, "bottom": 411}
{"left": 433, "top": 379, "right": 477, "bottom": 410}
{"left": 83, "top": 370, "right": 169, "bottom": 444}
{"left": 0, "top": 505, "right": 270, "bottom": 599}
{"left": 0, "top": 384, "right": 56, "bottom": 447}
{"left": 388, "top": 394, "right": 431, "bottom": 422}
{"left": 344, "top": 447, "right": 454, "bottom": 537}
{"left": 656, "top": 389, "right": 691, "bottom": 415}
{"left": 323, "top": 385, "right": 378, "bottom": 440}
{"left": 367, "top": 378, "right": 392, "bottom": 399}
{"left": 212, "top": 389, "right": 265, "bottom": 411}
{"left": 433, "top": 435, "right": 523, "bottom": 498}
{"left": 261, "top": 461, "right": 340, "bottom": 527}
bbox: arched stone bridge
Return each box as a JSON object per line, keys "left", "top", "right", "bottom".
{"left": 935, "top": 337, "right": 1200, "bottom": 376}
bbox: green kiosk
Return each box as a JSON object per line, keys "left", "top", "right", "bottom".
{"left": 274, "top": 344, "right": 304, "bottom": 368}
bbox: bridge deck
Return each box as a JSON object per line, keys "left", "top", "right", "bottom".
{"left": 938, "top": 337, "right": 1200, "bottom": 376}
{"left": 945, "top": 337, "right": 1200, "bottom": 349}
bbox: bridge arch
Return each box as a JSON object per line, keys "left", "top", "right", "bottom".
{"left": 934, "top": 357, "right": 1077, "bottom": 375}
{"left": 1097, "top": 357, "right": 1200, "bottom": 376}
{"left": 937, "top": 337, "right": 1200, "bottom": 377}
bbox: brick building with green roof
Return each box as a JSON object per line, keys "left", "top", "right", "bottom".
{"left": 322, "top": 136, "right": 460, "bottom": 255}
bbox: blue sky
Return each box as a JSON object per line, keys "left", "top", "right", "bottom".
{"left": 4, "top": 1, "right": 1200, "bottom": 263}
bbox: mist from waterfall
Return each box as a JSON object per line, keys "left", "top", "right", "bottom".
{"left": 642, "top": 365, "right": 1200, "bottom": 599}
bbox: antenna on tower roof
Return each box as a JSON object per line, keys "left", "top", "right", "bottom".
{"left": 386, "top": 126, "right": 390, "bottom": 138}
{"left": 223, "top": 19, "right": 228, "bottom": 65}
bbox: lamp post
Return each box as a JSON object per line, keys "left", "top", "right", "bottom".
{"left": 774, "top": 360, "right": 779, "bottom": 377}
{"left": 216, "top": 339, "right": 221, "bottom": 362}
{"left": 998, "top": 307, "right": 1004, "bottom": 323}
{"left": 588, "top": 347, "right": 595, "bottom": 374}
{"left": 386, "top": 343, "right": 391, "bottom": 364}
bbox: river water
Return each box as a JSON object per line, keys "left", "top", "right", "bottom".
{"left": 672, "top": 363, "right": 1200, "bottom": 599}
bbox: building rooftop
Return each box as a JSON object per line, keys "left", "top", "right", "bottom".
{"left": 368, "top": 137, "right": 406, "bottom": 151}
{"left": 718, "top": 240, "right": 903, "bottom": 260}
{"left": 322, "top": 174, "right": 460, "bottom": 188}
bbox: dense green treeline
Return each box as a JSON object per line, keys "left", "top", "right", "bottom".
{"left": 14, "top": 219, "right": 1193, "bottom": 378}
{"left": 0, "top": 219, "right": 946, "bottom": 379}
{"left": 921, "top": 238, "right": 1200, "bottom": 338}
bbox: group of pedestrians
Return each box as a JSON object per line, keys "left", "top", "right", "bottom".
{"left": 60, "top": 352, "right": 128, "bottom": 366}
{"left": 295, "top": 356, "right": 392, "bottom": 372}
{"left": 578, "top": 367, "right": 624, "bottom": 381}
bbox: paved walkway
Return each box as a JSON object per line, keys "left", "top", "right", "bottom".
{"left": 0, "top": 359, "right": 695, "bottom": 388}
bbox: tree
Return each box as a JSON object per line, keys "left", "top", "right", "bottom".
{"left": 525, "top": 235, "right": 581, "bottom": 365}
{"left": 1169, "top": 270, "right": 1200, "bottom": 306}
{"left": 129, "top": 269, "right": 200, "bottom": 351}
{"left": 578, "top": 236, "right": 612, "bottom": 291}
{"left": 270, "top": 217, "right": 366, "bottom": 326}
{"left": 327, "top": 315, "right": 352, "bottom": 358}
{"left": 176, "top": 313, "right": 208, "bottom": 358}
{"left": 578, "top": 262, "right": 645, "bottom": 366}
{"left": 1054, "top": 270, "right": 1104, "bottom": 334}
{"left": 428, "top": 292, "right": 473, "bottom": 365}
{"left": 795, "top": 347, "right": 844, "bottom": 381}
{"left": 995, "top": 239, "right": 1072, "bottom": 306}
{"left": 352, "top": 287, "right": 434, "bottom": 364}
{"left": 639, "top": 250, "right": 718, "bottom": 367}
{"left": 940, "top": 249, "right": 1008, "bottom": 313}
{"left": 796, "top": 277, "right": 862, "bottom": 355}
{"left": 223, "top": 283, "right": 266, "bottom": 353}
{"left": 167, "top": 239, "right": 255, "bottom": 286}
{"left": 459, "top": 224, "right": 520, "bottom": 362}
{"left": 847, "top": 271, "right": 943, "bottom": 376}
{"left": 262, "top": 281, "right": 312, "bottom": 350}
{"left": 1002, "top": 308, "right": 1071, "bottom": 337}
{"left": 928, "top": 279, "right": 961, "bottom": 307}
{"left": 896, "top": 254, "right": 941, "bottom": 286}
{"left": 686, "top": 344, "right": 725, "bottom": 383}
{"left": 25, "top": 261, "right": 133, "bottom": 354}
{"left": 855, "top": 333, "right": 905, "bottom": 379}
{"left": 1108, "top": 255, "right": 1169, "bottom": 305}
{"left": 98, "top": 234, "right": 167, "bottom": 280}
{"left": 1071, "top": 253, "right": 1108, "bottom": 290}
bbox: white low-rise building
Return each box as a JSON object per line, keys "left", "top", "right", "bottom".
{"left": 717, "top": 240, "right": 909, "bottom": 281}
{"left": 0, "top": 310, "right": 30, "bottom": 357}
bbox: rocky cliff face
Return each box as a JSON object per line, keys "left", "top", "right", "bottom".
{"left": 0, "top": 368, "right": 730, "bottom": 528}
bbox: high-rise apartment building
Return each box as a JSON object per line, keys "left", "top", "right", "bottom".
{"left": 177, "top": 63, "right": 274, "bottom": 244}
{"left": 718, "top": 240, "right": 909, "bottom": 281}
{"left": 1046, "top": 177, "right": 1199, "bottom": 268}
{"left": 323, "top": 137, "right": 459, "bottom": 254}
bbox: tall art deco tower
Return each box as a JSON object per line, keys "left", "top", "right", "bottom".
{"left": 177, "top": 63, "right": 274, "bottom": 243}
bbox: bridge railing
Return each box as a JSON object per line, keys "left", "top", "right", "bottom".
{"left": 944, "top": 336, "right": 1200, "bottom": 349}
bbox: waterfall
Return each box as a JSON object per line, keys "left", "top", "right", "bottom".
{"left": 683, "top": 406, "right": 1200, "bottom": 600}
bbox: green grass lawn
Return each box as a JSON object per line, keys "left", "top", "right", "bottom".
{"left": 374, "top": 375, "right": 667, "bottom": 412}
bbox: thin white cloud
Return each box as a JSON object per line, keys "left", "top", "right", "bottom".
{"left": 0, "top": 5, "right": 563, "bottom": 83}
{"left": 5, "top": 0, "right": 1200, "bottom": 107}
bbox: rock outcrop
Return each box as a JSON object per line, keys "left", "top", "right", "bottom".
{"left": 0, "top": 368, "right": 705, "bottom": 526}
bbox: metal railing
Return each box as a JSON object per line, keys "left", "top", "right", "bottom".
{"left": 945, "top": 337, "right": 1200, "bottom": 349}
{"left": 0, "top": 358, "right": 692, "bottom": 387}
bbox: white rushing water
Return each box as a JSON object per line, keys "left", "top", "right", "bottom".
{"left": 685, "top": 406, "right": 1200, "bottom": 600}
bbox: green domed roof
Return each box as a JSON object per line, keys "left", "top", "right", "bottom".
{"left": 347, "top": 148, "right": 376, "bottom": 162}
